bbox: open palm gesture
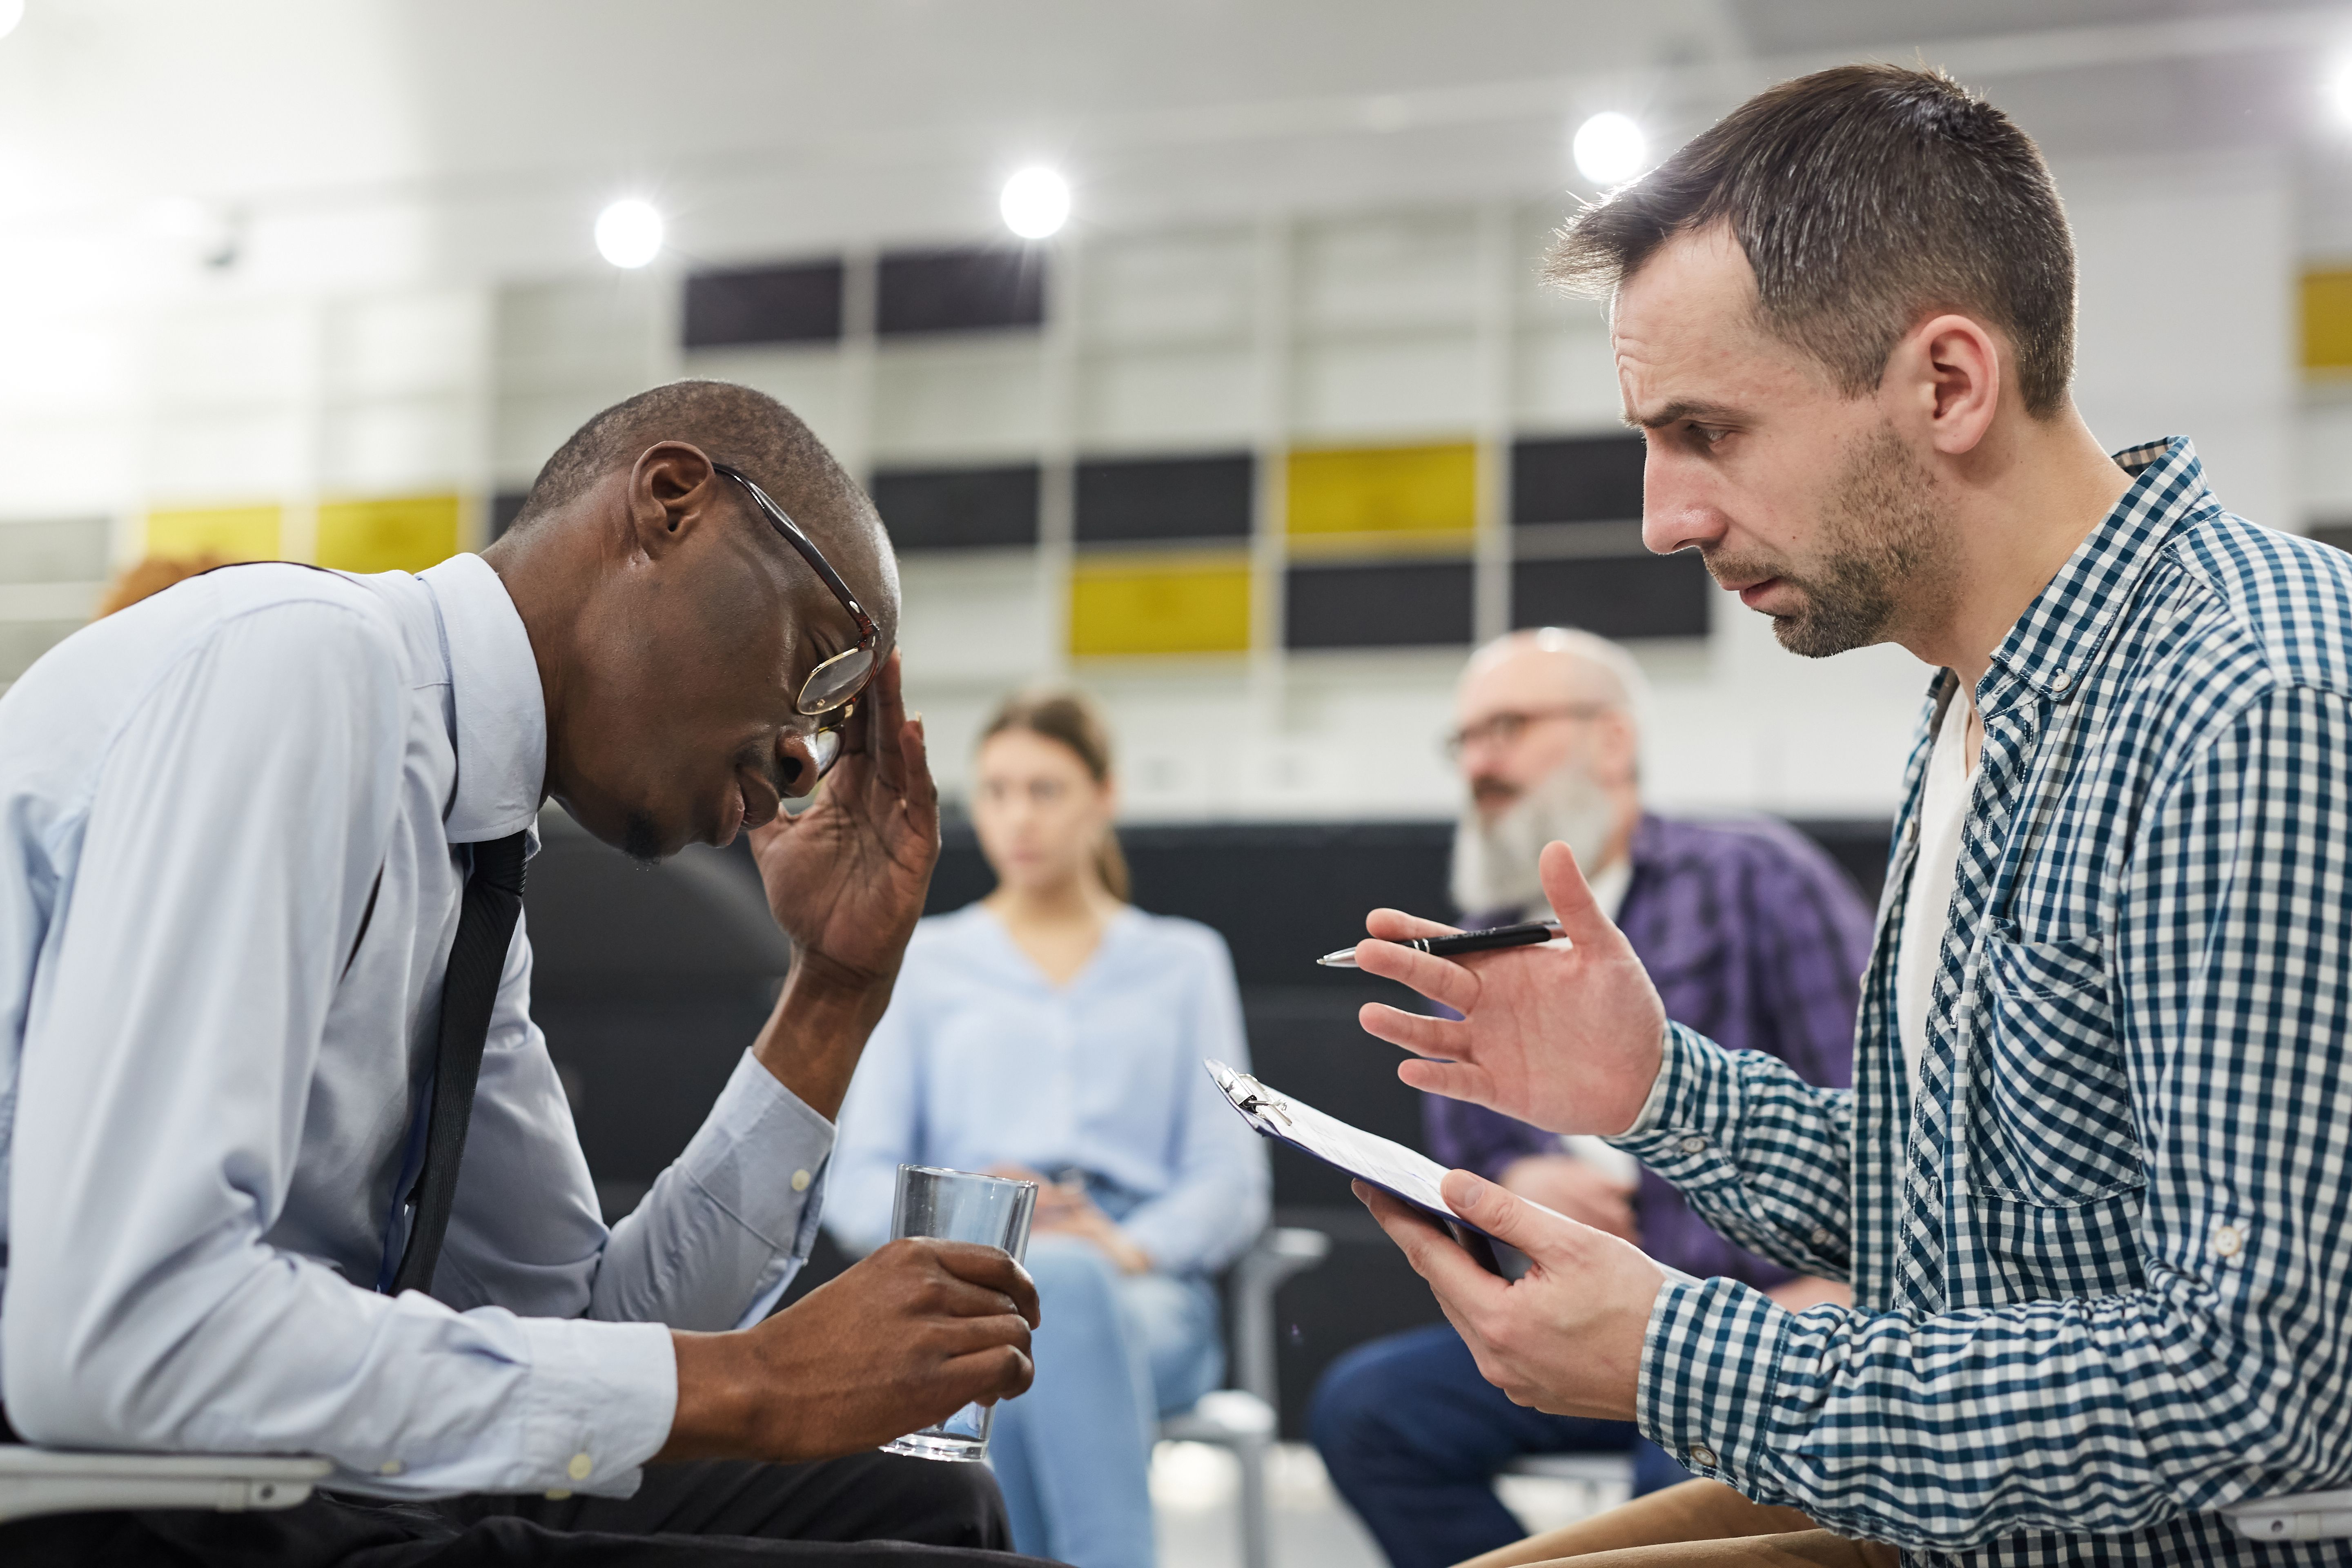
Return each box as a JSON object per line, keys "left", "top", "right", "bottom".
{"left": 1355, "top": 842, "right": 1667, "bottom": 1137}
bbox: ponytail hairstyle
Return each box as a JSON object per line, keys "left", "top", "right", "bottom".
{"left": 979, "top": 689, "right": 1131, "bottom": 903}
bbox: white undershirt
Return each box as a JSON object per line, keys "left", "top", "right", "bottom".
{"left": 1895, "top": 691, "right": 1979, "bottom": 1100}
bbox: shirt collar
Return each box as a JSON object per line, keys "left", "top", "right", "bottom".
{"left": 418, "top": 552, "right": 547, "bottom": 844}
{"left": 1982, "top": 436, "right": 2217, "bottom": 704}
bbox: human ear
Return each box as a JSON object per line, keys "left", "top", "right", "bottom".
{"left": 625, "top": 441, "right": 722, "bottom": 559}
{"left": 1891, "top": 313, "right": 2001, "bottom": 458}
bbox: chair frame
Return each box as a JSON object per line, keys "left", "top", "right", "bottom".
{"left": 1159, "top": 1225, "right": 1332, "bottom": 1568}
{"left": 0, "top": 1446, "right": 330, "bottom": 1526}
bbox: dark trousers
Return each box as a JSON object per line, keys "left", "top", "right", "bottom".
{"left": 0, "top": 1447, "right": 1053, "bottom": 1568}
{"left": 1310, "top": 1323, "right": 1689, "bottom": 1568}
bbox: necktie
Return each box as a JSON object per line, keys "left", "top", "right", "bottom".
{"left": 388, "top": 830, "right": 530, "bottom": 1296}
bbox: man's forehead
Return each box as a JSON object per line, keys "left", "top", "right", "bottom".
{"left": 1457, "top": 645, "right": 1606, "bottom": 717}
{"left": 1609, "top": 228, "right": 1791, "bottom": 425}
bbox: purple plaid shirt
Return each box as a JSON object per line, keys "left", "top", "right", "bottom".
{"left": 1423, "top": 813, "right": 1870, "bottom": 1289}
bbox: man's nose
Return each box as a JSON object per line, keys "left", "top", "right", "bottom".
{"left": 1641, "top": 448, "right": 1725, "bottom": 557}
{"left": 775, "top": 732, "right": 818, "bottom": 799}
{"left": 1457, "top": 735, "right": 1509, "bottom": 773}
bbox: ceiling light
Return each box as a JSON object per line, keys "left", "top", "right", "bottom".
{"left": 2329, "top": 55, "right": 2352, "bottom": 130}
{"left": 1573, "top": 112, "right": 1649, "bottom": 187}
{"left": 594, "top": 199, "right": 663, "bottom": 269}
{"left": 0, "top": 1, "right": 23, "bottom": 42}
{"left": 1000, "top": 167, "right": 1071, "bottom": 241}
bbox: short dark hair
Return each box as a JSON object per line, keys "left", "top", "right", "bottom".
{"left": 510, "top": 379, "right": 866, "bottom": 536}
{"left": 1548, "top": 63, "right": 2076, "bottom": 417}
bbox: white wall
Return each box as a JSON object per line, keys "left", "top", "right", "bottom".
{"left": 0, "top": 9, "right": 2327, "bottom": 831}
{"left": 896, "top": 149, "right": 2307, "bottom": 825}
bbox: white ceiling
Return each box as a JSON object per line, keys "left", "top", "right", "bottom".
{"left": 0, "top": 0, "right": 2345, "bottom": 293}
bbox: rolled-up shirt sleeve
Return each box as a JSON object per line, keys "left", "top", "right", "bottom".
{"left": 0, "top": 603, "right": 674, "bottom": 1499}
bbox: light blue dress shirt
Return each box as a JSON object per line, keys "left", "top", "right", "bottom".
{"left": 0, "top": 555, "right": 833, "bottom": 1501}
{"left": 828, "top": 903, "right": 1268, "bottom": 1274}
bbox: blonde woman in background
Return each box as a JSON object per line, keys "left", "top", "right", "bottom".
{"left": 829, "top": 691, "right": 1269, "bottom": 1568}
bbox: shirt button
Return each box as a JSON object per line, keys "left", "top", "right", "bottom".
{"left": 791, "top": 1169, "right": 813, "bottom": 1193}
{"left": 567, "top": 1452, "right": 594, "bottom": 1482}
{"left": 2051, "top": 668, "right": 2070, "bottom": 690}
{"left": 2214, "top": 1224, "right": 2244, "bottom": 1259}
{"left": 377, "top": 1459, "right": 404, "bottom": 1477}
{"left": 1809, "top": 1227, "right": 1833, "bottom": 1248}
{"left": 1679, "top": 1136, "right": 1707, "bottom": 1155}
{"left": 1688, "top": 1443, "right": 1717, "bottom": 1468}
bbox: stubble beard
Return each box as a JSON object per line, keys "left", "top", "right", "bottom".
{"left": 1709, "top": 423, "right": 1956, "bottom": 660}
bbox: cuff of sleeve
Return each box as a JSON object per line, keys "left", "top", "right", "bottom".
{"left": 516, "top": 1316, "right": 677, "bottom": 1498}
{"left": 1609, "top": 1024, "right": 1721, "bottom": 1163}
{"left": 678, "top": 1050, "right": 837, "bottom": 1253}
{"left": 1637, "top": 1274, "right": 1794, "bottom": 1505}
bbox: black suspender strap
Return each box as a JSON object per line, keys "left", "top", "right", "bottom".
{"left": 387, "top": 831, "right": 529, "bottom": 1296}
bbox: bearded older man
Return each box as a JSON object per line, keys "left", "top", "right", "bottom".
{"left": 1310, "top": 626, "right": 1871, "bottom": 1568}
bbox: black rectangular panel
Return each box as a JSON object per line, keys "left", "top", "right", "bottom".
{"left": 1285, "top": 560, "right": 1473, "bottom": 649}
{"left": 1075, "top": 452, "right": 1254, "bottom": 544}
{"left": 1512, "top": 433, "right": 1646, "bottom": 525}
{"left": 1511, "top": 551, "right": 1711, "bottom": 639}
{"left": 2312, "top": 522, "right": 2352, "bottom": 555}
{"left": 870, "top": 463, "right": 1040, "bottom": 550}
{"left": 877, "top": 247, "right": 1046, "bottom": 335}
{"left": 683, "top": 260, "right": 845, "bottom": 347}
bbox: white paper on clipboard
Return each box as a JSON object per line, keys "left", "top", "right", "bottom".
{"left": 1206, "top": 1058, "right": 1507, "bottom": 1263}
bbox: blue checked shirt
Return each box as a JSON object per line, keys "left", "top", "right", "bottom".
{"left": 1612, "top": 438, "right": 2352, "bottom": 1564}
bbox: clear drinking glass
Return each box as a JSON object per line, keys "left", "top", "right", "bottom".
{"left": 880, "top": 1165, "right": 1038, "bottom": 1462}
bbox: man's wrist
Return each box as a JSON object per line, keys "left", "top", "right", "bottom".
{"left": 660, "top": 1329, "right": 754, "bottom": 1462}
{"left": 751, "top": 958, "right": 895, "bottom": 1122}
{"left": 1612, "top": 1026, "right": 1676, "bottom": 1138}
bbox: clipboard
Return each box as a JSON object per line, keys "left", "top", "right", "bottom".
{"left": 1207, "top": 1059, "right": 1507, "bottom": 1276}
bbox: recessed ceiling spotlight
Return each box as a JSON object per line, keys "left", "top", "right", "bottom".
{"left": 595, "top": 199, "right": 663, "bottom": 269}
{"left": 1000, "top": 167, "right": 1071, "bottom": 241}
{"left": 1573, "top": 111, "right": 1649, "bottom": 187}
{"left": 0, "top": 1, "right": 24, "bottom": 43}
{"left": 2329, "top": 54, "right": 2352, "bottom": 131}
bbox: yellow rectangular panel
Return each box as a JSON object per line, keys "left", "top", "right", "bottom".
{"left": 316, "top": 494, "right": 463, "bottom": 575}
{"left": 1286, "top": 442, "right": 1477, "bottom": 540}
{"left": 144, "top": 504, "right": 281, "bottom": 562}
{"left": 1070, "top": 553, "right": 1252, "bottom": 658}
{"left": 2305, "top": 269, "right": 2352, "bottom": 375}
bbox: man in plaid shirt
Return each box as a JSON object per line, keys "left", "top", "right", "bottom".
{"left": 1347, "top": 63, "right": 2352, "bottom": 1567}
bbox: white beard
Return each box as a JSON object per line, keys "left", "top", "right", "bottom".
{"left": 1450, "top": 761, "right": 1620, "bottom": 918}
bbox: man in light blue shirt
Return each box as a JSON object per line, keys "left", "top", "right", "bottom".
{"left": 0, "top": 381, "right": 1046, "bottom": 1567}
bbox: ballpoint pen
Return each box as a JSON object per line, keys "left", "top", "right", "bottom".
{"left": 1315, "top": 920, "right": 1566, "bottom": 969}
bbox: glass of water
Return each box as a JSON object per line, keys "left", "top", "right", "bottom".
{"left": 881, "top": 1165, "right": 1038, "bottom": 1462}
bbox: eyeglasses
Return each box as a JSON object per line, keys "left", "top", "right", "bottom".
{"left": 713, "top": 463, "right": 881, "bottom": 790}
{"left": 1442, "top": 703, "right": 1613, "bottom": 760}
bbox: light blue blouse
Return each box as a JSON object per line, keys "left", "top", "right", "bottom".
{"left": 829, "top": 903, "right": 1270, "bottom": 1274}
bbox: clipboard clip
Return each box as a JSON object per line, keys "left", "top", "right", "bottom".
{"left": 1206, "top": 1059, "right": 1294, "bottom": 1129}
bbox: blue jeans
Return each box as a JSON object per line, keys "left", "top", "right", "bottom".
{"left": 987, "top": 1234, "right": 1224, "bottom": 1568}
{"left": 1310, "top": 1323, "right": 1689, "bottom": 1568}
